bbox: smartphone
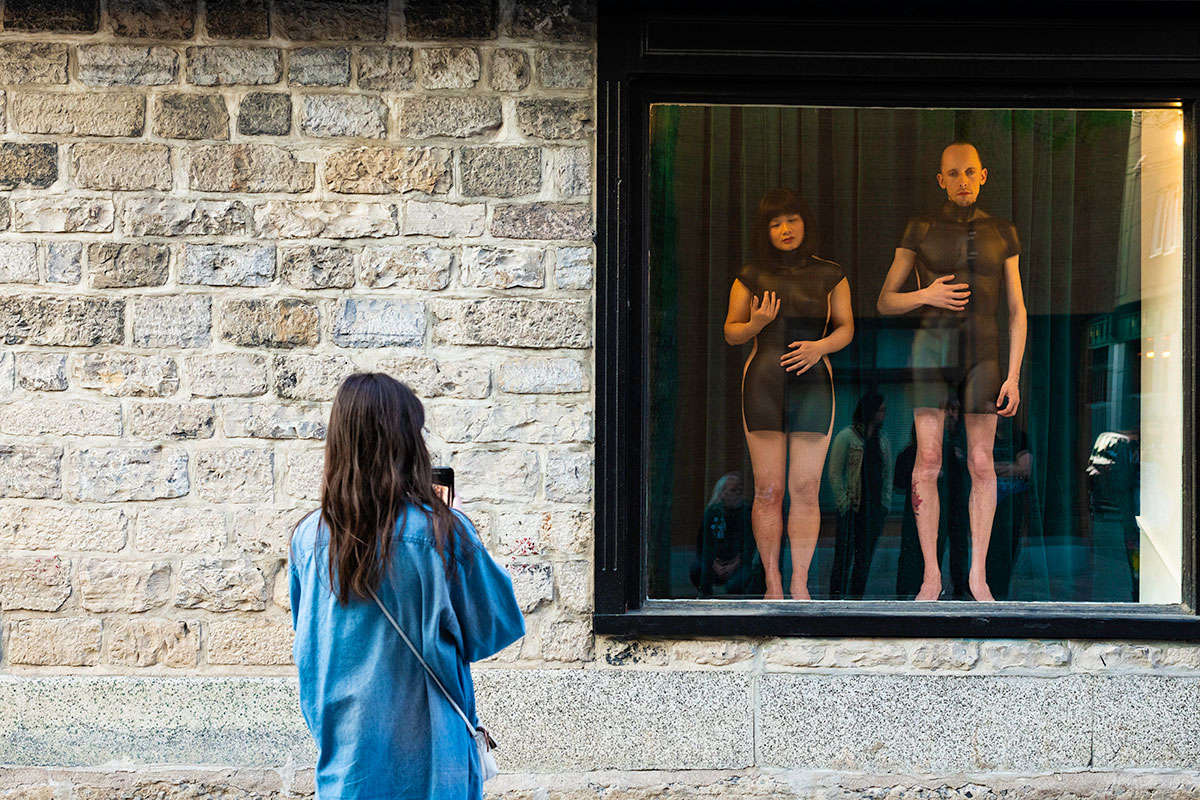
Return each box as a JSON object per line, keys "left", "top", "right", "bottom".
{"left": 432, "top": 467, "right": 455, "bottom": 507}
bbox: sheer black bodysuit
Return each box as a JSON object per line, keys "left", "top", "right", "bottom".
{"left": 899, "top": 202, "right": 1020, "bottom": 414}
{"left": 735, "top": 256, "right": 846, "bottom": 433}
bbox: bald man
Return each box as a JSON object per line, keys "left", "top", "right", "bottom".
{"left": 877, "top": 142, "right": 1028, "bottom": 601}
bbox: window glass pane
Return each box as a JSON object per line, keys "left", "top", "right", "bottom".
{"left": 646, "top": 104, "right": 1183, "bottom": 603}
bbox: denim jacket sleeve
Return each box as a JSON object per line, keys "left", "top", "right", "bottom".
{"left": 447, "top": 510, "right": 525, "bottom": 663}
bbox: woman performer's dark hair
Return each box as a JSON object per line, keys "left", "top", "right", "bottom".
{"left": 753, "top": 188, "right": 819, "bottom": 264}
{"left": 852, "top": 391, "right": 886, "bottom": 431}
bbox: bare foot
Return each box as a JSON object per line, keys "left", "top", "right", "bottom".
{"left": 764, "top": 572, "right": 784, "bottom": 600}
{"left": 968, "top": 575, "right": 995, "bottom": 602}
{"left": 914, "top": 578, "right": 942, "bottom": 601}
{"left": 790, "top": 578, "right": 811, "bottom": 600}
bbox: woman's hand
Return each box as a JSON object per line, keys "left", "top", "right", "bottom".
{"left": 920, "top": 274, "right": 971, "bottom": 311}
{"left": 996, "top": 376, "right": 1020, "bottom": 417}
{"left": 748, "top": 291, "right": 780, "bottom": 332}
{"left": 781, "top": 340, "right": 826, "bottom": 374}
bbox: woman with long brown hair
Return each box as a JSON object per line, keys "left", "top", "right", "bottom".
{"left": 289, "top": 373, "right": 524, "bottom": 799}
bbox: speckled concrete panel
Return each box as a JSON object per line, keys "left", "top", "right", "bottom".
{"left": 1090, "top": 675, "right": 1200, "bottom": 768}
{"left": 473, "top": 669, "right": 753, "bottom": 771}
{"left": 758, "top": 673, "right": 1090, "bottom": 772}
{"left": 0, "top": 676, "right": 314, "bottom": 766}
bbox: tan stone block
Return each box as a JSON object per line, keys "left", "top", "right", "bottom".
{"left": 175, "top": 558, "right": 268, "bottom": 611}
{"left": 11, "top": 92, "right": 144, "bottom": 136}
{"left": 187, "top": 144, "right": 314, "bottom": 193}
{"left": 64, "top": 447, "right": 189, "bottom": 502}
{"left": 77, "top": 559, "right": 171, "bottom": 612}
{"left": 207, "top": 617, "right": 294, "bottom": 665}
{"left": 376, "top": 355, "right": 489, "bottom": 399}
{"left": 0, "top": 400, "right": 121, "bottom": 437}
{"left": 218, "top": 299, "right": 320, "bottom": 349}
{"left": 0, "top": 506, "right": 127, "bottom": 552}
{"left": 135, "top": 507, "right": 225, "bottom": 554}
{"left": 670, "top": 640, "right": 755, "bottom": 667}
{"left": 70, "top": 143, "right": 171, "bottom": 191}
{"left": 233, "top": 508, "right": 309, "bottom": 556}
{"left": 540, "top": 618, "right": 592, "bottom": 662}
{"left": 195, "top": 447, "right": 274, "bottom": 504}
{"left": 107, "top": 619, "right": 199, "bottom": 667}
{"left": 0, "top": 556, "right": 71, "bottom": 611}
{"left": 75, "top": 354, "right": 178, "bottom": 397}
{"left": 7, "top": 618, "right": 101, "bottom": 666}
{"left": 129, "top": 401, "right": 216, "bottom": 440}
{"left": 253, "top": 201, "right": 397, "bottom": 239}
{"left": 0, "top": 445, "right": 62, "bottom": 500}
{"left": 555, "top": 560, "right": 591, "bottom": 613}
{"left": 12, "top": 198, "right": 114, "bottom": 233}
{"left": 284, "top": 450, "right": 324, "bottom": 501}
{"left": 185, "top": 353, "right": 270, "bottom": 397}
{"left": 909, "top": 641, "right": 981, "bottom": 671}
{"left": 273, "top": 567, "right": 291, "bottom": 611}
{"left": 325, "top": 146, "right": 450, "bottom": 195}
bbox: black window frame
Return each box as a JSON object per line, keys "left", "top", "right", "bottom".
{"left": 594, "top": 1, "right": 1200, "bottom": 640}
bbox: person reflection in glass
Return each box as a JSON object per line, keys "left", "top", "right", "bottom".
{"left": 877, "top": 142, "right": 1028, "bottom": 601}
{"left": 724, "top": 189, "right": 854, "bottom": 600}
{"left": 690, "top": 471, "right": 759, "bottom": 597}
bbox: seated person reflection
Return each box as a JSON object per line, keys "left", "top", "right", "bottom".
{"left": 877, "top": 142, "right": 1028, "bottom": 601}
{"left": 724, "top": 189, "right": 854, "bottom": 600}
{"left": 690, "top": 472, "right": 761, "bottom": 597}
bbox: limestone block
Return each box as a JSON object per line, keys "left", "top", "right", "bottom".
{"left": 6, "top": 619, "right": 102, "bottom": 666}
{"left": 498, "top": 357, "right": 585, "bottom": 394}
{"left": 540, "top": 618, "right": 593, "bottom": 662}
{"left": 301, "top": 95, "right": 387, "bottom": 138}
{"left": 11, "top": 92, "right": 144, "bottom": 136}
{"left": 13, "top": 198, "right": 114, "bottom": 233}
{"left": 671, "top": 640, "right": 755, "bottom": 667}
{"left": 195, "top": 447, "right": 274, "bottom": 503}
{"left": 187, "top": 144, "right": 314, "bottom": 193}
{"left": 450, "top": 449, "right": 539, "bottom": 501}
{"left": 556, "top": 146, "right": 591, "bottom": 198}
{"left": 0, "top": 352, "right": 10, "bottom": 400}
{"left": 494, "top": 509, "right": 591, "bottom": 556}
{"left": 491, "top": 202, "right": 592, "bottom": 240}
{"left": 537, "top": 49, "right": 592, "bottom": 89}
{"left": 556, "top": 560, "right": 590, "bottom": 613}
{"left": 506, "top": 563, "right": 554, "bottom": 613}
{"left": 0, "top": 143, "right": 57, "bottom": 190}
{"left": 397, "top": 97, "right": 502, "bottom": 139}
{"left": 205, "top": 0, "right": 270, "bottom": 39}
{"left": 208, "top": 618, "right": 294, "bottom": 665}
{"left": 0, "top": 242, "right": 38, "bottom": 283}
{"left": 274, "top": 568, "right": 291, "bottom": 610}
{"left": 0, "top": 43, "right": 69, "bottom": 85}
{"left": 221, "top": 403, "right": 326, "bottom": 440}
{"left": 1073, "top": 643, "right": 1160, "bottom": 671}
{"left": 555, "top": 246, "right": 593, "bottom": 289}
{"left": 153, "top": 93, "right": 229, "bottom": 140}
{"left": 909, "top": 641, "right": 982, "bottom": 671}
{"left": 516, "top": 98, "right": 593, "bottom": 140}
{"left": 46, "top": 241, "right": 83, "bottom": 284}
{"left": 218, "top": 299, "right": 321, "bottom": 348}
{"left": 416, "top": 47, "right": 481, "bottom": 89}
{"left": 356, "top": 47, "right": 415, "bottom": 91}
{"left": 281, "top": 245, "right": 355, "bottom": 289}
{"left": 406, "top": 0, "right": 496, "bottom": 39}
{"left": 121, "top": 198, "right": 250, "bottom": 237}
{"left": 107, "top": 619, "right": 199, "bottom": 667}
{"left": 186, "top": 47, "right": 282, "bottom": 85}
{"left": 75, "top": 353, "right": 179, "bottom": 397}
{"left": 237, "top": 92, "right": 292, "bottom": 136}
{"left": 332, "top": 299, "right": 425, "bottom": 348}
{"left": 77, "top": 45, "right": 178, "bottom": 85}
{"left": 431, "top": 298, "right": 590, "bottom": 348}
{"left": 64, "top": 446, "right": 188, "bottom": 502}
{"left": 461, "top": 146, "right": 541, "bottom": 199}
{"left": 186, "top": 353, "right": 270, "bottom": 397}
{"left": 402, "top": 201, "right": 485, "bottom": 237}
{"left": 289, "top": 47, "right": 350, "bottom": 86}
{"left": 275, "top": 1, "right": 387, "bottom": 41}
{"left": 510, "top": 0, "right": 593, "bottom": 42}
{"left": 135, "top": 507, "right": 224, "bottom": 554}
{"left": 325, "top": 146, "right": 451, "bottom": 194}
{"left": 0, "top": 296, "right": 121, "bottom": 348}
{"left": 376, "top": 355, "right": 489, "bottom": 399}
{"left": 181, "top": 244, "right": 274, "bottom": 287}
{"left": 233, "top": 508, "right": 309, "bottom": 555}
{"left": 0, "top": 400, "right": 121, "bottom": 437}
{"left": 130, "top": 295, "right": 212, "bottom": 349}
{"left": 16, "top": 353, "right": 68, "bottom": 391}
{"left": 0, "top": 507, "right": 124, "bottom": 553}
{"left": 254, "top": 201, "right": 397, "bottom": 239}
{"left": 0, "top": 556, "right": 71, "bottom": 611}
{"left": 274, "top": 353, "right": 357, "bottom": 400}
{"left": 129, "top": 402, "right": 216, "bottom": 440}
{"left": 461, "top": 244, "right": 544, "bottom": 288}
{"left": 87, "top": 242, "right": 169, "bottom": 288}
{"left": 597, "top": 637, "right": 669, "bottom": 667}
{"left": 489, "top": 48, "right": 530, "bottom": 91}
{"left": 284, "top": 450, "right": 324, "bottom": 500}
{"left": 431, "top": 403, "right": 590, "bottom": 444}
{"left": 359, "top": 244, "right": 454, "bottom": 290}
{"left": 174, "top": 558, "right": 268, "bottom": 611}
{"left": 545, "top": 450, "right": 592, "bottom": 503}
{"left": 77, "top": 559, "right": 171, "bottom": 612}
{"left": 109, "top": 0, "right": 195, "bottom": 38}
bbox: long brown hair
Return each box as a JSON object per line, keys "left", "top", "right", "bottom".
{"left": 318, "top": 372, "right": 468, "bottom": 604}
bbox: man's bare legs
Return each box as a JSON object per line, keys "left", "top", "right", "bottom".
{"left": 964, "top": 412, "right": 999, "bottom": 601}
{"left": 785, "top": 432, "right": 831, "bottom": 600}
{"left": 912, "top": 408, "right": 947, "bottom": 600}
{"left": 745, "top": 430, "right": 787, "bottom": 599}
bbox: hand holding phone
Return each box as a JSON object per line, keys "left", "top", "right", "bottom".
{"left": 432, "top": 467, "right": 455, "bottom": 507}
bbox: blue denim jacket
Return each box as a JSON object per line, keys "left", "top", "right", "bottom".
{"left": 289, "top": 507, "right": 524, "bottom": 800}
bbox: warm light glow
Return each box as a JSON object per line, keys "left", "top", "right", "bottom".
{"left": 1162, "top": 351, "right": 1171, "bottom": 358}
{"left": 1176, "top": 129, "right": 1184, "bottom": 147}
{"left": 1147, "top": 351, "right": 1155, "bottom": 359}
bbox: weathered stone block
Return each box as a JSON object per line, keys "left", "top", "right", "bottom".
{"left": 3, "top": 1, "right": 100, "bottom": 33}
{"left": 234, "top": 508, "right": 309, "bottom": 555}
{"left": 281, "top": 245, "right": 355, "bottom": 289}
{"left": 0, "top": 296, "right": 123, "bottom": 346}
{"left": 416, "top": 47, "right": 480, "bottom": 89}
{"left": 461, "top": 146, "right": 541, "bottom": 198}
{"left": 541, "top": 618, "right": 593, "bottom": 662}
{"left": 0, "top": 400, "right": 121, "bottom": 437}
{"left": 356, "top": 46, "right": 414, "bottom": 90}
{"left": 135, "top": 507, "right": 224, "bottom": 553}
{"left": 11, "top": 92, "right": 144, "bottom": 136}
{"left": 275, "top": 354, "right": 357, "bottom": 400}
{"left": 498, "top": 357, "right": 586, "bottom": 393}
{"left": 909, "top": 642, "right": 982, "bottom": 671}
{"left": 204, "top": 0, "right": 269, "bottom": 39}
{"left": 301, "top": 94, "right": 387, "bottom": 138}
{"left": 7, "top": 619, "right": 102, "bottom": 666}
{"left": 537, "top": 49, "right": 592, "bottom": 89}
{"left": 219, "top": 299, "right": 320, "bottom": 348}
{"left": 186, "top": 353, "right": 270, "bottom": 397}
{"left": 16, "top": 353, "right": 69, "bottom": 391}
{"left": 545, "top": 450, "right": 592, "bottom": 503}
{"left": 122, "top": 198, "right": 250, "bottom": 236}
{"left": 0, "top": 242, "right": 38, "bottom": 284}
{"left": 275, "top": 0, "right": 387, "bottom": 41}
{"left": 406, "top": 0, "right": 496, "bottom": 39}
{"left": 174, "top": 558, "right": 268, "bottom": 611}
{"left": 195, "top": 447, "right": 274, "bottom": 503}
{"left": 556, "top": 560, "right": 591, "bottom": 613}
{"left": 13, "top": 198, "right": 114, "bottom": 233}
{"left": 108, "top": 619, "right": 199, "bottom": 667}
{"left": 492, "top": 202, "right": 592, "bottom": 239}
{"left": 186, "top": 47, "right": 282, "bottom": 85}
{"left": 376, "top": 355, "right": 489, "bottom": 399}
{"left": 507, "top": 562, "right": 554, "bottom": 612}
{"left": 187, "top": 144, "right": 314, "bottom": 192}
{"left": 980, "top": 640, "right": 1072, "bottom": 671}
{"left": 221, "top": 403, "right": 326, "bottom": 440}
{"left": 555, "top": 246, "right": 593, "bottom": 289}
{"left": 359, "top": 244, "right": 453, "bottom": 290}
{"left": 255, "top": 201, "right": 397, "bottom": 239}
{"left": 75, "top": 353, "right": 179, "bottom": 397}
{"left": 450, "top": 449, "right": 539, "bottom": 500}
{"left": 284, "top": 450, "right": 323, "bottom": 500}
{"left": 516, "top": 98, "right": 593, "bottom": 140}
{"left": 597, "top": 638, "right": 669, "bottom": 667}
{"left": 88, "top": 242, "right": 170, "bottom": 288}
{"left": 0, "top": 351, "right": 11, "bottom": 400}
{"left": 109, "top": 0, "right": 195, "bottom": 38}
{"left": 289, "top": 47, "right": 350, "bottom": 85}
{"left": 490, "top": 48, "right": 530, "bottom": 91}
{"left": 325, "top": 146, "right": 450, "bottom": 194}
{"left": 0, "top": 197, "right": 8, "bottom": 228}
{"left": 432, "top": 298, "right": 590, "bottom": 348}
{"left": 461, "top": 245, "right": 544, "bottom": 288}
{"left": 333, "top": 299, "right": 425, "bottom": 347}
{"left": 510, "top": 0, "right": 593, "bottom": 42}
{"left": 129, "top": 402, "right": 216, "bottom": 440}
{"left": 275, "top": 570, "right": 292, "bottom": 610}
{"left": 0, "top": 556, "right": 71, "bottom": 611}
{"left": 77, "top": 45, "right": 178, "bottom": 85}
{"left": 0, "top": 143, "right": 57, "bottom": 190}
{"left": 672, "top": 640, "right": 755, "bottom": 667}
{"left": 431, "top": 403, "right": 590, "bottom": 444}
{"left": 64, "top": 446, "right": 188, "bottom": 501}
{"left": 208, "top": 619, "right": 294, "bottom": 665}
{"left": 0, "top": 506, "right": 126, "bottom": 552}
{"left": 77, "top": 559, "right": 171, "bottom": 613}
{"left": 46, "top": 241, "right": 83, "bottom": 284}
{"left": 0, "top": 43, "right": 69, "bottom": 85}
{"left": 181, "top": 244, "right": 274, "bottom": 287}
{"left": 403, "top": 201, "right": 485, "bottom": 237}
{"left": 397, "top": 97, "right": 501, "bottom": 139}
{"left": 557, "top": 146, "right": 591, "bottom": 197}
{"left": 237, "top": 92, "right": 291, "bottom": 136}
{"left": 153, "top": 93, "right": 229, "bottom": 139}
